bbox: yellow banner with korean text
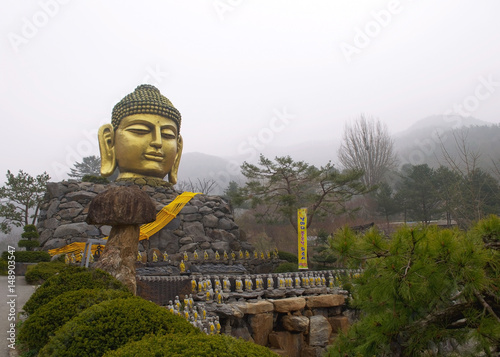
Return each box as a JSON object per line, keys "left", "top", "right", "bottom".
{"left": 297, "top": 208, "right": 308, "bottom": 269}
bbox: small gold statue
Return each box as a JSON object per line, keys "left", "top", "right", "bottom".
{"left": 194, "top": 250, "right": 199, "bottom": 260}
{"left": 98, "top": 84, "right": 183, "bottom": 185}
{"left": 183, "top": 251, "right": 188, "bottom": 262}
{"left": 254, "top": 251, "right": 258, "bottom": 259}
{"left": 260, "top": 251, "right": 265, "bottom": 260}
{"left": 215, "top": 251, "right": 220, "bottom": 260}
{"left": 137, "top": 251, "right": 142, "bottom": 262}
{"left": 204, "top": 250, "right": 209, "bottom": 260}
{"left": 65, "top": 254, "right": 70, "bottom": 264}
{"left": 238, "top": 250, "right": 243, "bottom": 259}
{"left": 245, "top": 250, "right": 250, "bottom": 259}
{"left": 231, "top": 251, "right": 236, "bottom": 260}
{"left": 223, "top": 250, "right": 228, "bottom": 260}
{"left": 180, "top": 260, "right": 186, "bottom": 273}
{"left": 163, "top": 251, "right": 168, "bottom": 261}
{"left": 153, "top": 251, "right": 158, "bottom": 262}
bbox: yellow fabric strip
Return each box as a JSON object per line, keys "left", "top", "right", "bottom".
{"left": 48, "top": 191, "right": 199, "bottom": 256}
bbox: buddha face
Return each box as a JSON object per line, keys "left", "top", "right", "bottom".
{"left": 98, "top": 113, "right": 183, "bottom": 184}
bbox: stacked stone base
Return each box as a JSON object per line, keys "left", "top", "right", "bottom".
{"left": 211, "top": 295, "right": 348, "bottom": 357}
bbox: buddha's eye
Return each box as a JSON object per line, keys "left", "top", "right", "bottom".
{"left": 125, "top": 124, "right": 151, "bottom": 135}
{"left": 161, "top": 130, "right": 176, "bottom": 139}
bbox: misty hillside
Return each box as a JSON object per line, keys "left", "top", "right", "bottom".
{"left": 177, "top": 115, "right": 500, "bottom": 193}
{"left": 396, "top": 115, "right": 500, "bottom": 169}
{"left": 176, "top": 152, "right": 243, "bottom": 195}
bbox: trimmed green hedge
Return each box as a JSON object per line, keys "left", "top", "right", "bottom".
{"left": 18, "top": 240, "right": 40, "bottom": 250}
{"left": 104, "top": 333, "right": 278, "bottom": 357}
{"left": 1, "top": 251, "right": 50, "bottom": 263}
{"left": 39, "top": 297, "right": 200, "bottom": 357}
{"left": 278, "top": 251, "right": 298, "bottom": 263}
{"left": 274, "top": 262, "right": 299, "bottom": 273}
{"left": 24, "top": 261, "right": 66, "bottom": 285}
{"left": 19, "top": 288, "right": 132, "bottom": 353}
{"left": 23, "top": 266, "right": 128, "bottom": 315}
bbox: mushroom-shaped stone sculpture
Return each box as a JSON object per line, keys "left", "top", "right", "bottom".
{"left": 86, "top": 186, "right": 156, "bottom": 294}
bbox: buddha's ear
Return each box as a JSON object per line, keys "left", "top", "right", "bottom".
{"left": 98, "top": 124, "right": 117, "bottom": 177}
{"left": 169, "top": 134, "right": 183, "bottom": 185}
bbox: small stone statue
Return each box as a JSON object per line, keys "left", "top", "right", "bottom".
{"left": 231, "top": 251, "right": 236, "bottom": 260}
{"left": 267, "top": 274, "right": 274, "bottom": 290}
{"left": 204, "top": 250, "right": 209, "bottom": 260}
{"left": 136, "top": 251, "right": 142, "bottom": 262}
{"left": 223, "top": 276, "right": 231, "bottom": 292}
{"left": 223, "top": 250, "right": 228, "bottom": 260}
{"left": 215, "top": 316, "right": 221, "bottom": 334}
{"left": 215, "top": 251, "right": 220, "bottom": 260}
{"left": 180, "top": 260, "right": 186, "bottom": 273}
{"left": 191, "top": 277, "right": 197, "bottom": 293}
{"left": 235, "top": 276, "right": 243, "bottom": 292}
{"left": 245, "top": 276, "right": 253, "bottom": 291}
{"left": 214, "top": 276, "right": 221, "bottom": 291}
{"left": 239, "top": 250, "right": 243, "bottom": 259}
{"left": 245, "top": 250, "right": 250, "bottom": 259}
{"left": 194, "top": 250, "right": 199, "bottom": 260}
{"left": 254, "top": 251, "right": 258, "bottom": 259}
{"left": 163, "top": 251, "right": 168, "bottom": 261}
{"left": 183, "top": 251, "right": 189, "bottom": 262}
{"left": 153, "top": 251, "right": 158, "bottom": 262}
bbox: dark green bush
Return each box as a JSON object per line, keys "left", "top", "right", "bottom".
{"left": 82, "top": 174, "right": 109, "bottom": 184}
{"left": 24, "top": 261, "right": 67, "bottom": 285}
{"left": 274, "top": 262, "right": 299, "bottom": 273}
{"left": 19, "top": 288, "right": 132, "bottom": 353}
{"left": 39, "top": 297, "right": 200, "bottom": 357}
{"left": 1, "top": 251, "right": 50, "bottom": 263}
{"left": 104, "top": 333, "right": 278, "bottom": 357}
{"left": 23, "top": 266, "right": 128, "bottom": 315}
{"left": 18, "top": 240, "right": 40, "bottom": 250}
{"left": 277, "top": 251, "right": 298, "bottom": 263}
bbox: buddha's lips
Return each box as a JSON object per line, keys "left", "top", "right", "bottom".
{"left": 144, "top": 152, "right": 164, "bottom": 161}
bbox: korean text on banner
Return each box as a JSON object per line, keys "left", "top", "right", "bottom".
{"left": 298, "top": 208, "right": 308, "bottom": 269}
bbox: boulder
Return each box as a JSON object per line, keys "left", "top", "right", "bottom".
{"left": 306, "top": 294, "right": 345, "bottom": 308}
{"left": 249, "top": 312, "right": 274, "bottom": 346}
{"left": 308, "top": 315, "right": 332, "bottom": 347}
{"left": 282, "top": 315, "right": 309, "bottom": 332}
{"left": 272, "top": 297, "right": 306, "bottom": 313}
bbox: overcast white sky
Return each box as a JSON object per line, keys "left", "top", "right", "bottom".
{"left": 1, "top": 0, "right": 499, "bottom": 182}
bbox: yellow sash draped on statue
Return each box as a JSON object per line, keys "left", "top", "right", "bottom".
{"left": 48, "top": 191, "right": 199, "bottom": 257}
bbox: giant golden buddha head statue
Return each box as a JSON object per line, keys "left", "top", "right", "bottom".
{"left": 98, "top": 85, "right": 183, "bottom": 185}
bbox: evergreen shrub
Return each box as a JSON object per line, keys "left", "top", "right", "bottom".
{"left": 277, "top": 251, "right": 298, "bottom": 263}
{"left": 39, "top": 297, "right": 200, "bottom": 357}
{"left": 103, "top": 333, "right": 278, "bottom": 357}
{"left": 1, "top": 251, "right": 50, "bottom": 263}
{"left": 23, "top": 266, "right": 128, "bottom": 315}
{"left": 19, "top": 288, "right": 132, "bottom": 353}
{"left": 24, "top": 261, "right": 73, "bottom": 285}
{"left": 274, "top": 262, "right": 299, "bottom": 273}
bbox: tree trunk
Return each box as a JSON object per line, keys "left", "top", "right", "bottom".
{"left": 94, "top": 224, "right": 140, "bottom": 295}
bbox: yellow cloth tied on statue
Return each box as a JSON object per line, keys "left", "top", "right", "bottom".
{"left": 48, "top": 192, "right": 199, "bottom": 256}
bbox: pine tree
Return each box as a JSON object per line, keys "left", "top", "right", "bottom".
{"left": 327, "top": 216, "right": 500, "bottom": 356}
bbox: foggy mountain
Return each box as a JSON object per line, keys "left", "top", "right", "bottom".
{"left": 178, "top": 115, "right": 499, "bottom": 193}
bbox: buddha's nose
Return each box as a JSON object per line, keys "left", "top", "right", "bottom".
{"left": 150, "top": 127, "right": 162, "bottom": 148}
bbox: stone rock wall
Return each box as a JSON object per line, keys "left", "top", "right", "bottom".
{"left": 37, "top": 180, "right": 256, "bottom": 267}
{"left": 214, "top": 295, "right": 348, "bottom": 357}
